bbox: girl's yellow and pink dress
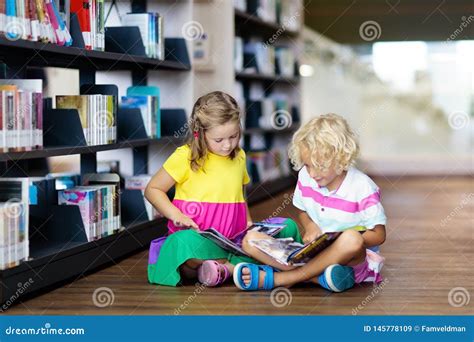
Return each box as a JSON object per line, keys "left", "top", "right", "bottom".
{"left": 147, "top": 145, "right": 302, "bottom": 286}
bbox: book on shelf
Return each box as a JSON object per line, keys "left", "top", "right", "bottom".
{"left": 0, "top": 79, "right": 43, "bottom": 152}
{"left": 46, "top": 172, "right": 80, "bottom": 190}
{"left": 234, "top": 36, "right": 244, "bottom": 73}
{"left": 70, "top": 0, "right": 103, "bottom": 50}
{"left": 275, "top": 46, "right": 295, "bottom": 77}
{"left": 124, "top": 174, "right": 162, "bottom": 220}
{"left": 244, "top": 39, "right": 275, "bottom": 75}
{"left": 120, "top": 12, "right": 164, "bottom": 60}
{"left": 56, "top": 94, "right": 117, "bottom": 146}
{"left": 198, "top": 220, "right": 287, "bottom": 256}
{"left": 247, "top": 0, "right": 277, "bottom": 23}
{"left": 58, "top": 173, "right": 121, "bottom": 241}
{"left": 121, "top": 92, "right": 159, "bottom": 139}
{"left": 0, "top": 178, "right": 29, "bottom": 270}
{"left": 0, "top": 0, "right": 73, "bottom": 45}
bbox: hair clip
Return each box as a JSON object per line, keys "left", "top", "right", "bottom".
{"left": 193, "top": 131, "right": 199, "bottom": 139}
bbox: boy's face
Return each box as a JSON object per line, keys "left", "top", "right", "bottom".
{"left": 301, "top": 147, "right": 343, "bottom": 190}
{"left": 205, "top": 121, "right": 240, "bottom": 157}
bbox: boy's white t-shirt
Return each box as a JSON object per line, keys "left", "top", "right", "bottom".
{"left": 292, "top": 166, "right": 387, "bottom": 233}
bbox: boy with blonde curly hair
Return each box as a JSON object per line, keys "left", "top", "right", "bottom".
{"left": 234, "top": 113, "right": 387, "bottom": 292}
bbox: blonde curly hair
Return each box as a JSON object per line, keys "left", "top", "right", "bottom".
{"left": 288, "top": 113, "right": 359, "bottom": 172}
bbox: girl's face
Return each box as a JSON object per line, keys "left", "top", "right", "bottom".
{"left": 300, "top": 147, "right": 344, "bottom": 191}
{"left": 205, "top": 121, "right": 240, "bottom": 156}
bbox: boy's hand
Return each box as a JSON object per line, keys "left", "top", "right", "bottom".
{"left": 302, "top": 224, "right": 322, "bottom": 244}
{"left": 172, "top": 212, "right": 199, "bottom": 230}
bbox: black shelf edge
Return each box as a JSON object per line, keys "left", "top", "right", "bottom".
{"left": 234, "top": 9, "right": 299, "bottom": 38}
{"left": 247, "top": 174, "right": 296, "bottom": 205}
{"left": 0, "top": 136, "right": 185, "bottom": 162}
{"left": 0, "top": 218, "right": 168, "bottom": 305}
{"left": 0, "top": 37, "right": 190, "bottom": 71}
{"left": 243, "top": 125, "right": 300, "bottom": 135}
{"left": 236, "top": 72, "right": 299, "bottom": 84}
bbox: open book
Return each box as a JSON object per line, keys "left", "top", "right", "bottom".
{"left": 198, "top": 221, "right": 287, "bottom": 256}
{"left": 249, "top": 232, "right": 342, "bottom": 266}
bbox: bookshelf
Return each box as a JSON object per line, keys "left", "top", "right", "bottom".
{"left": 0, "top": 0, "right": 191, "bottom": 306}
{"left": 233, "top": 1, "right": 303, "bottom": 199}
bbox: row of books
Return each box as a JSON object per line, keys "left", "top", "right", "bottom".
{"left": 0, "top": 178, "right": 29, "bottom": 270}
{"left": 58, "top": 175, "right": 121, "bottom": 242}
{"left": 121, "top": 12, "right": 164, "bottom": 60}
{"left": 0, "top": 79, "right": 43, "bottom": 152}
{"left": 0, "top": 0, "right": 72, "bottom": 45}
{"left": 56, "top": 94, "right": 117, "bottom": 146}
{"left": 235, "top": 38, "right": 296, "bottom": 77}
{"left": 234, "top": 0, "right": 302, "bottom": 32}
{"left": 124, "top": 174, "right": 162, "bottom": 220}
{"left": 71, "top": 0, "right": 104, "bottom": 50}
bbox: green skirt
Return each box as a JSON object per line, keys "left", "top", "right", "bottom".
{"left": 147, "top": 218, "right": 302, "bottom": 286}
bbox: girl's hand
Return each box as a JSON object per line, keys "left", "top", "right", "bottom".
{"left": 172, "top": 212, "right": 199, "bottom": 230}
{"left": 246, "top": 220, "right": 254, "bottom": 229}
{"left": 302, "top": 224, "right": 322, "bottom": 244}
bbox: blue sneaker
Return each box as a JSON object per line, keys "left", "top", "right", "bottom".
{"left": 318, "top": 264, "right": 355, "bottom": 292}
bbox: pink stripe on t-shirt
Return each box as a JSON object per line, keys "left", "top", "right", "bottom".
{"left": 297, "top": 181, "right": 381, "bottom": 213}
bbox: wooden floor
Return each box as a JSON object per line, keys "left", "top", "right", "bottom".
{"left": 6, "top": 176, "right": 474, "bottom": 315}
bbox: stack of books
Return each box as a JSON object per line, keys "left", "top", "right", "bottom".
{"left": 121, "top": 12, "right": 164, "bottom": 60}
{"left": 125, "top": 174, "right": 163, "bottom": 220}
{"left": 56, "top": 94, "right": 117, "bottom": 146}
{"left": 0, "top": 0, "right": 73, "bottom": 46}
{"left": 0, "top": 178, "right": 29, "bottom": 270}
{"left": 57, "top": 174, "right": 121, "bottom": 241}
{"left": 0, "top": 79, "right": 43, "bottom": 152}
{"left": 70, "top": 0, "right": 105, "bottom": 50}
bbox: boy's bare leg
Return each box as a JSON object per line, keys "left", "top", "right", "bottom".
{"left": 239, "top": 230, "right": 367, "bottom": 288}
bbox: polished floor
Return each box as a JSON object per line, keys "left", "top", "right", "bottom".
{"left": 6, "top": 176, "right": 473, "bottom": 315}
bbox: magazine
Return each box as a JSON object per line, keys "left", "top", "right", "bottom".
{"left": 249, "top": 232, "right": 342, "bottom": 266}
{"left": 198, "top": 221, "right": 287, "bottom": 256}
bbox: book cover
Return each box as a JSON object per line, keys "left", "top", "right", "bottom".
{"left": 70, "top": 0, "right": 91, "bottom": 49}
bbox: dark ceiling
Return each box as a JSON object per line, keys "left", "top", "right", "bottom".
{"left": 303, "top": 0, "right": 474, "bottom": 43}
